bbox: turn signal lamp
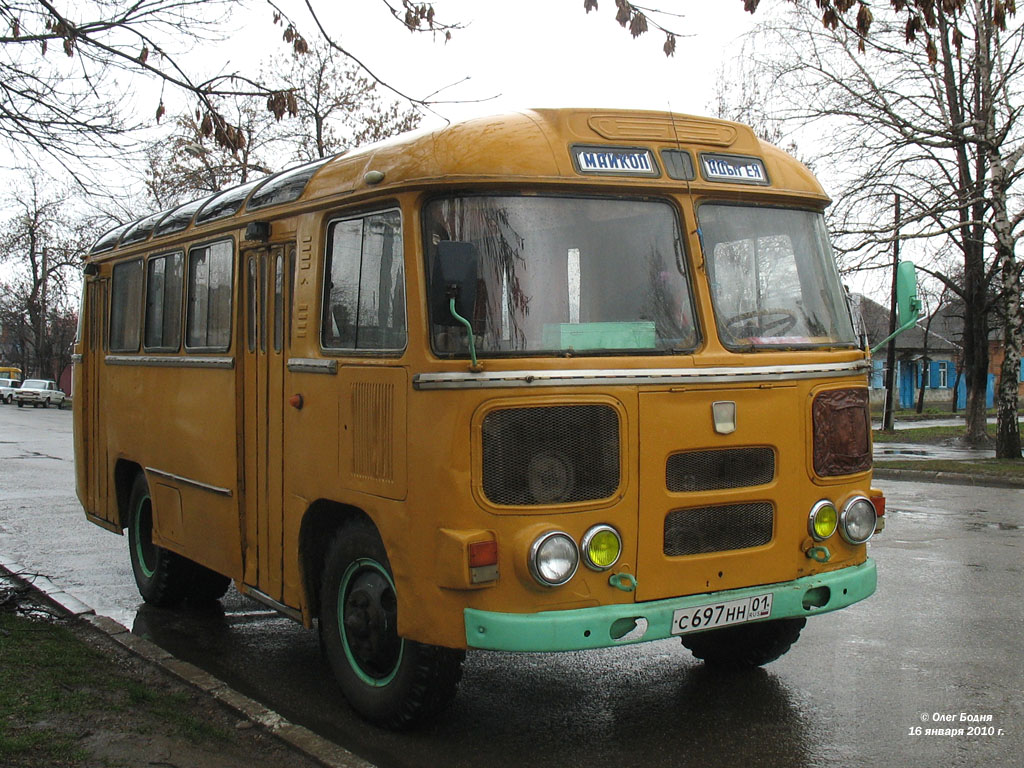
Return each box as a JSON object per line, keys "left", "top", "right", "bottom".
{"left": 808, "top": 500, "right": 839, "bottom": 541}
{"left": 468, "top": 540, "right": 498, "bottom": 585}
{"left": 469, "top": 540, "right": 498, "bottom": 567}
{"left": 581, "top": 525, "right": 622, "bottom": 571}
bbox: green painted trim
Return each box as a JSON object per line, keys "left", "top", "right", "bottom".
{"left": 465, "top": 559, "right": 876, "bottom": 652}
{"left": 339, "top": 558, "right": 404, "bottom": 687}
{"left": 134, "top": 496, "right": 155, "bottom": 580}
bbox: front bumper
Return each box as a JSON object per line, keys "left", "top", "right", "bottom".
{"left": 465, "top": 559, "right": 876, "bottom": 652}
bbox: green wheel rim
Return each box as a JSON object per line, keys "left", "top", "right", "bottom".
{"left": 133, "top": 495, "right": 157, "bottom": 579}
{"left": 338, "top": 557, "right": 404, "bottom": 687}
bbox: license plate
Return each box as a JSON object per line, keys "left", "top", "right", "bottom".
{"left": 671, "top": 593, "right": 773, "bottom": 635}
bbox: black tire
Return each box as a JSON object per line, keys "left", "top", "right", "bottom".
{"left": 186, "top": 562, "right": 232, "bottom": 603}
{"left": 57, "top": 399, "right": 65, "bottom": 410}
{"left": 17, "top": 400, "right": 23, "bottom": 407}
{"left": 681, "top": 617, "right": 806, "bottom": 668}
{"left": 319, "top": 519, "right": 464, "bottom": 729}
{"left": 127, "top": 473, "right": 191, "bottom": 606}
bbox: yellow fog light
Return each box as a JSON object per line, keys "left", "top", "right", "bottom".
{"left": 581, "top": 525, "right": 622, "bottom": 571}
{"left": 808, "top": 500, "right": 838, "bottom": 541}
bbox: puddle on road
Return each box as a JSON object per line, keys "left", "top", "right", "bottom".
{"left": 10, "top": 451, "right": 64, "bottom": 461}
{"left": 963, "top": 521, "right": 1021, "bottom": 532}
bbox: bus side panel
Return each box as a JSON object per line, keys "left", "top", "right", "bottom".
{"left": 104, "top": 362, "right": 243, "bottom": 580}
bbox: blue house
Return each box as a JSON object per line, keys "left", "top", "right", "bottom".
{"left": 853, "top": 295, "right": 986, "bottom": 410}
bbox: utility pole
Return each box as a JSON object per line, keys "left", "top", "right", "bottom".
{"left": 882, "top": 194, "right": 900, "bottom": 431}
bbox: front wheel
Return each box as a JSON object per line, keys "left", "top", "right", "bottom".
{"left": 319, "top": 519, "right": 464, "bottom": 729}
{"left": 680, "top": 617, "right": 806, "bottom": 668}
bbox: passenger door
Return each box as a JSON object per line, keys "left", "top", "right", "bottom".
{"left": 84, "top": 278, "right": 111, "bottom": 522}
{"left": 241, "top": 245, "right": 290, "bottom": 599}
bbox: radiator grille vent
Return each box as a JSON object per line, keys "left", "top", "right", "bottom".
{"left": 666, "top": 448, "right": 775, "bottom": 492}
{"left": 664, "top": 502, "right": 774, "bottom": 556}
{"left": 481, "top": 405, "right": 619, "bottom": 506}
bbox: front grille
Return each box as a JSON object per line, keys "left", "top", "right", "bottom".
{"left": 664, "top": 502, "right": 774, "bottom": 556}
{"left": 666, "top": 447, "right": 775, "bottom": 492}
{"left": 481, "top": 404, "right": 620, "bottom": 505}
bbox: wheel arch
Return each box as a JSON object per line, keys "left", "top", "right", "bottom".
{"left": 299, "top": 499, "right": 375, "bottom": 621}
{"left": 113, "top": 459, "right": 144, "bottom": 530}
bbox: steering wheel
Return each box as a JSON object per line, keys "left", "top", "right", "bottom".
{"left": 723, "top": 308, "right": 798, "bottom": 337}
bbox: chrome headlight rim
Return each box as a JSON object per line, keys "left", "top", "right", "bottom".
{"left": 528, "top": 531, "right": 579, "bottom": 587}
{"left": 808, "top": 499, "right": 839, "bottom": 542}
{"left": 580, "top": 524, "right": 622, "bottom": 571}
{"left": 840, "top": 495, "right": 876, "bottom": 545}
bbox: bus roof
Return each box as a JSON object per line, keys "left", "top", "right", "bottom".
{"left": 88, "top": 108, "right": 827, "bottom": 259}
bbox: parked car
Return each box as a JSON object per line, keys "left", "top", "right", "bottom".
{"left": 14, "top": 379, "right": 67, "bottom": 409}
{"left": 0, "top": 378, "right": 20, "bottom": 404}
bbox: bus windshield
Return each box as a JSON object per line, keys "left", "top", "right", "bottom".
{"left": 424, "top": 195, "right": 699, "bottom": 356}
{"left": 698, "top": 203, "right": 857, "bottom": 350}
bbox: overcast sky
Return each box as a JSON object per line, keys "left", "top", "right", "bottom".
{"left": 222, "top": 0, "right": 759, "bottom": 129}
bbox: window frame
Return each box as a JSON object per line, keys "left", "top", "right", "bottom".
{"left": 184, "top": 237, "right": 236, "bottom": 353}
{"left": 143, "top": 249, "right": 185, "bottom": 352}
{"left": 319, "top": 207, "right": 408, "bottom": 356}
{"left": 421, "top": 191, "right": 699, "bottom": 359}
{"left": 695, "top": 199, "right": 858, "bottom": 352}
{"left": 109, "top": 257, "right": 145, "bottom": 353}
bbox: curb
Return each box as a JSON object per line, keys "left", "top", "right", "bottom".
{"left": 0, "top": 557, "right": 375, "bottom": 768}
{"left": 873, "top": 467, "right": 1024, "bottom": 489}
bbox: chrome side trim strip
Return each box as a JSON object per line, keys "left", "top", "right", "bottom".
{"left": 287, "top": 357, "right": 338, "bottom": 375}
{"left": 106, "top": 355, "right": 234, "bottom": 370}
{"left": 144, "top": 467, "right": 233, "bottom": 497}
{"left": 240, "top": 585, "right": 304, "bottom": 623}
{"left": 413, "top": 360, "right": 870, "bottom": 390}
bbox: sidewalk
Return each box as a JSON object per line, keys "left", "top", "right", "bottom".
{"left": 0, "top": 558, "right": 373, "bottom": 768}
{"left": 871, "top": 417, "right": 1024, "bottom": 489}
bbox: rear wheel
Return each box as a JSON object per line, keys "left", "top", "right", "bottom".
{"left": 681, "top": 617, "right": 806, "bottom": 668}
{"left": 127, "top": 473, "right": 231, "bottom": 606}
{"left": 128, "top": 473, "right": 190, "bottom": 606}
{"left": 319, "top": 519, "right": 464, "bottom": 729}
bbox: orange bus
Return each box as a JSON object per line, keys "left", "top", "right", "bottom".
{"left": 73, "top": 108, "right": 916, "bottom": 728}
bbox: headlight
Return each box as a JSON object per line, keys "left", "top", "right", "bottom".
{"left": 581, "top": 525, "right": 622, "bottom": 571}
{"left": 808, "top": 500, "right": 838, "bottom": 541}
{"left": 529, "top": 531, "right": 579, "bottom": 586}
{"left": 840, "top": 496, "right": 876, "bottom": 544}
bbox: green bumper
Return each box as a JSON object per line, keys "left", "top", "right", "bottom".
{"left": 465, "top": 559, "right": 876, "bottom": 652}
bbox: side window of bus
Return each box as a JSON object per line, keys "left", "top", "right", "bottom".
{"left": 144, "top": 251, "right": 184, "bottom": 351}
{"left": 109, "top": 259, "right": 144, "bottom": 352}
{"left": 322, "top": 210, "right": 406, "bottom": 352}
{"left": 186, "top": 240, "right": 234, "bottom": 351}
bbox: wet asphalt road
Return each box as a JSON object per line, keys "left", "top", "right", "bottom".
{"left": 2, "top": 405, "right": 1022, "bottom": 767}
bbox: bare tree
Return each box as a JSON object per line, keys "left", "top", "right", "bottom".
{"left": 0, "top": 1, "right": 458, "bottom": 178}
{"left": 0, "top": 172, "right": 96, "bottom": 379}
{"left": 268, "top": 42, "right": 421, "bottom": 163}
{"left": 739, "top": 2, "right": 1023, "bottom": 454}
{"left": 601, "top": 0, "right": 1018, "bottom": 59}
{"left": 135, "top": 40, "right": 422, "bottom": 209}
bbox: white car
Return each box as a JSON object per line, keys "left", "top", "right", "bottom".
{"left": 14, "top": 379, "right": 67, "bottom": 409}
{"left": 0, "top": 378, "right": 19, "bottom": 404}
